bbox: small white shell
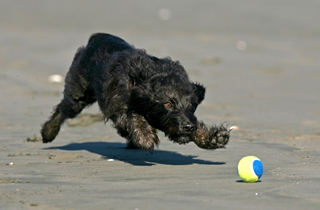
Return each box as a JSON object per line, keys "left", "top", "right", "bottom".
{"left": 48, "top": 74, "right": 64, "bottom": 83}
{"left": 107, "top": 159, "right": 119, "bottom": 162}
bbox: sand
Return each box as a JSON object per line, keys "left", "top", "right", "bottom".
{"left": 0, "top": 0, "right": 319, "bottom": 209}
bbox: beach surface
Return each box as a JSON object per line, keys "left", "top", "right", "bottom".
{"left": 0, "top": 1, "right": 320, "bottom": 209}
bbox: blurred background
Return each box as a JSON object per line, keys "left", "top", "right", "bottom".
{"left": 1, "top": 2, "right": 320, "bottom": 208}
{"left": 1, "top": 0, "right": 320, "bottom": 137}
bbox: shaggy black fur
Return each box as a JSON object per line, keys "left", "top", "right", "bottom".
{"left": 41, "top": 33, "right": 230, "bottom": 151}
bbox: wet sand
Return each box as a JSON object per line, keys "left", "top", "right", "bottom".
{"left": 0, "top": 1, "right": 320, "bottom": 209}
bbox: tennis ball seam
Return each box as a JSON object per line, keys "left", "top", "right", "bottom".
{"left": 250, "top": 158, "right": 259, "bottom": 179}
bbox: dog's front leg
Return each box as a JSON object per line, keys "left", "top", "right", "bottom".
{"left": 192, "top": 121, "right": 231, "bottom": 150}
{"left": 113, "top": 112, "right": 160, "bottom": 151}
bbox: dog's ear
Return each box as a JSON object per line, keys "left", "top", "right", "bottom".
{"left": 129, "top": 84, "right": 154, "bottom": 113}
{"left": 192, "top": 83, "right": 206, "bottom": 104}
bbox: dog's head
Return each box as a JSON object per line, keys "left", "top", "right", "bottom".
{"left": 130, "top": 73, "right": 206, "bottom": 144}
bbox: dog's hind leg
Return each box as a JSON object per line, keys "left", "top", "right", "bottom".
{"left": 41, "top": 91, "right": 95, "bottom": 143}
{"left": 41, "top": 104, "right": 64, "bottom": 143}
{"left": 41, "top": 47, "right": 96, "bottom": 143}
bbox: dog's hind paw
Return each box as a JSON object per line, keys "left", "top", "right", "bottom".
{"left": 193, "top": 121, "right": 230, "bottom": 150}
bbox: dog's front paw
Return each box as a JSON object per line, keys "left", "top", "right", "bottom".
{"left": 127, "top": 123, "right": 160, "bottom": 152}
{"left": 193, "top": 122, "right": 230, "bottom": 150}
{"left": 128, "top": 131, "right": 160, "bottom": 152}
{"left": 209, "top": 124, "right": 230, "bottom": 148}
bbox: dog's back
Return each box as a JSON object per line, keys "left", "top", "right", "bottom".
{"left": 80, "top": 33, "right": 133, "bottom": 67}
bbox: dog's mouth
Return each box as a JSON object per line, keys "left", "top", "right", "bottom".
{"left": 168, "top": 134, "right": 193, "bottom": 145}
{"left": 164, "top": 129, "right": 196, "bottom": 145}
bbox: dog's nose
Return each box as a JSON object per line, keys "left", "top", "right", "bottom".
{"left": 183, "top": 123, "right": 195, "bottom": 132}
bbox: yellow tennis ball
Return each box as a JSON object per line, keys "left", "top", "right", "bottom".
{"left": 237, "top": 156, "right": 263, "bottom": 183}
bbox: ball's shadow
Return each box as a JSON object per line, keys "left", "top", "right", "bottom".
{"left": 236, "top": 180, "right": 262, "bottom": 183}
{"left": 44, "top": 142, "right": 225, "bottom": 166}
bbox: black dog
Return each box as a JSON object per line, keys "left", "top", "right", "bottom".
{"left": 41, "top": 33, "right": 230, "bottom": 151}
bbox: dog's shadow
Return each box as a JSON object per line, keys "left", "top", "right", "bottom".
{"left": 44, "top": 142, "right": 225, "bottom": 166}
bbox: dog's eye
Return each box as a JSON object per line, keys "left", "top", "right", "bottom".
{"left": 165, "top": 102, "right": 172, "bottom": 108}
{"left": 188, "top": 103, "right": 193, "bottom": 108}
